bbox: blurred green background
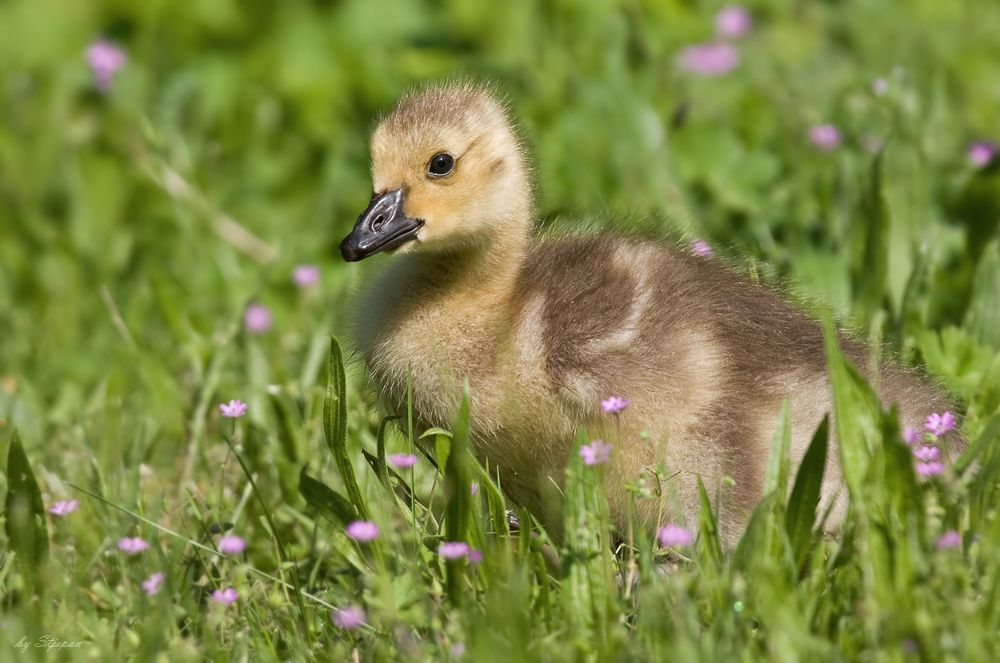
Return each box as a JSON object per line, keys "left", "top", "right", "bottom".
{"left": 3, "top": 0, "right": 1000, "bottom": 659}
{"left": 3, "top": 0, "right": 1000, "bottom": 474}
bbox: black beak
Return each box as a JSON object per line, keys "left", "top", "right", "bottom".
{"left": 340, "top": 187, "right": 423, "bottom": 262}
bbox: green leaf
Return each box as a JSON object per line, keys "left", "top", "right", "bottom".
{"left": 763, "top": 398, "right": 792, "bottom": 500}
{"left": 969, "top": 431, "right": 1000, "bottom": 514}
{"left": 4, "top": 430, "right": 49, "bottom": 588}
{"left": 445, "top": 384, "right": 473, "bottom": 547}
{"left": 419, "top": 427, "right": 453, "bottom": 439}
{"left": 823, "top": 317, "right": 883, "bottom": 504}
{"left": 435, "top": 434, "right": 451, "bottom": 480}
{"left": 323, "top": 335, "right": 368, "bottom": 520}
{"left": 731, "top": 492, "right": 779, "bottom": 574}
{"left": 443, "top": 383, "right": 473, "bottom": 603}
{"left": 955, "top": 412, "right": 1000, "bottom": 476}
{"left": 270, "top": 392, "right": 305, "bottom": 463}
{"left": 878, "top": 409, "right": 923, "bottom": 533}
{"left": 892, "top": 237, "right": 927, "bottom": 351}
{"left": 964, "top": 239, "right": 1000, "bottom": 351}
{"left": 851, "top": 150, "right": 889, "bottom": 325}
{"left": 366, "top": 415, "right": 401, "bottom": 494}
{"left": 474, "top": 462, "right": 511, "bottom": 538}
{"left": 533, "top": 548, "right": 554, "bottom": 626}
{"left": 696, "top": 476, "right": 724, "bottom": 574}
{"left": 785, "top": 415, "right": 829, "bottom": 569}
{"left": 917, "top": 326, "right": 997, "bottom": 399}
{"left": 561, "top": 429, "right": 616, "bottom": 651}
{"left": 298, "top": 466, "right": 357, "bottom": 529}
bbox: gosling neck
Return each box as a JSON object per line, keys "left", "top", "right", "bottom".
{"left": 413, "top": 216, "right": 530, "bottom": 303}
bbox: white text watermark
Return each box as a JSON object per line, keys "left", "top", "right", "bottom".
{"left": 14, "top": 635, "right": 84, "bottom": 653}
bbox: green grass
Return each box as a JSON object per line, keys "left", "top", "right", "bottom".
{"left": 3, "top": 0, "right": 1000, "bottom": 660}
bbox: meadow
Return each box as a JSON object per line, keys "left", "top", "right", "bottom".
{"left": 3, "top": 0, "right": 1000, "bottom": 660}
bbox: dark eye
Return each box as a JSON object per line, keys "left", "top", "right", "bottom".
{"left": 428, "top": 153, "right": 455, "bottom": 177}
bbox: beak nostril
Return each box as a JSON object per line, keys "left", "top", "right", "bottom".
{"left": 342, "top": 186, "right": 417, "bottom": 261}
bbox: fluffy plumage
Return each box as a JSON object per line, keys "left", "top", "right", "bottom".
{"left": 340, "top": 83, "right": 956, "bottom": 546}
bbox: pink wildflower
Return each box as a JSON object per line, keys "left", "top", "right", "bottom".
{"left": 916, "top": 461, "right": 944, "bottom": 477}
{"left": 49, "top": 500, "right": 79, "bottom": 516}
{"left": 913, "top": 446, "right": 940, "bottom": 462}
{"left": 211, "top": 587, "right": 240, "bottom": 605}
{"left": 85, "top": 39, "right": 127, "bottom": 91}
{"left": 332, "top": 605, "right": 366, "bottom": 629}
{"left": 580, "top": 439, "right": 612, "bottom": 466}
{"left": 219, "top": 399, "right": 248, "bottom": 418}
{"left": 692, "top": 240, "right": 713, "bottom": 257}
{"left": 345, "top": 520, "right": 380, "bottom": 542}
{"left": 388, "top": 453, "right": 418, "bottom": 468}
{"left": 438, "top": 542, "right": 471, "bottom": 559}
{"left": 118, "top": 537, "right": 150, "bottom": 554}
{"left": 293, "top": 265, "right": 321, "bottom": 287}
{"left": 935, "top": 530, "right": 962, "bottom": 549}
{"left": 969, "top": 142, "right": 996, "bottom": 167}
{"left": 810, "top": 124, "right": 841, "bottom": 150}
{"left": 600, "top": 396, "right": 630, "bottom": 413}
{"left": 715, "top": 6, "right": 752, "bottom": 39}
{"left": 678, "top": 42, "right": 739, "bottom": 77}
{"left": 218, "top": 535, "right": 247, "bottom": 554}
{"left": 658, "top": 524, "right": 695, "bottom": 548}
{"left": 142, "top": 572, "right": 165, "bottom": 596}
{"left": 244, "top": 303, "right": 272, "bottom": 333}
{"left": 902, "top": 428, "right": 921, "bottom": 445}
{"left": 925, "top": 412, "right": 955, "bottom": 436}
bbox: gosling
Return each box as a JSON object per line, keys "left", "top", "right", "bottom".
{"left": 339, "top": 83, "right": 956, "bottom": 546}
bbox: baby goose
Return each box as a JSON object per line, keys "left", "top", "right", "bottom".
{"left": 340, "top": 83, "right": 955, "bottom": 546}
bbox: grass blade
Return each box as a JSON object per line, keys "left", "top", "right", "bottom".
{"left": 562, "top": 429, "right": 616, "bottom": 653}
{"left": 852, "top": 149, "right": 889, "bottom": 326}
{"left": 696, "top": 476, "right": 724, "bottom": 574}
{"left": 475, "top": 462, "right": 511, "bottom": 538}
{"left": 732, "top": 492, "right": 777, "bottom": 574}
{"left": 763, "top": 397, "right": 792, "bottom": 501}
{"left": 298, "top": 466, "right": 358, "bottom": 528}
{"left": 954, "top": 411, "right": 1000, "bottom": 475}
{"left": 224, "top": 436, "right": 311, "bottom": 639}
{"left": 785, "top": 415, "right": 829, "bottom": 569}
{"left": 963, "top": 238, "right": 1000, "bottom": 350}
{"left": 445, "top": 384, "right": 473, "bottom": 546}
{"left": 878, "top": 409, "right": 923, "bottom": 535}
{"left": 270, "top": 392, "right": 306, "bottom": 464}
{"left": 4, "top": 430, "right": 48, "bottom": 589}
{"left": 443, "top": 383, "right": 473, "bottom": 602}
{"left": 823, "top": 317, "right": 883, "bottom": 503}
{"left": 324, "top": 334, "right": 369, "bottom": 520}
{"left": 364, "top": 415, "right": 402, "bottom": 494}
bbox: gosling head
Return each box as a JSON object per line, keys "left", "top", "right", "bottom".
{"left": 340, "top": 84, "right": 531, "bottom": 262}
